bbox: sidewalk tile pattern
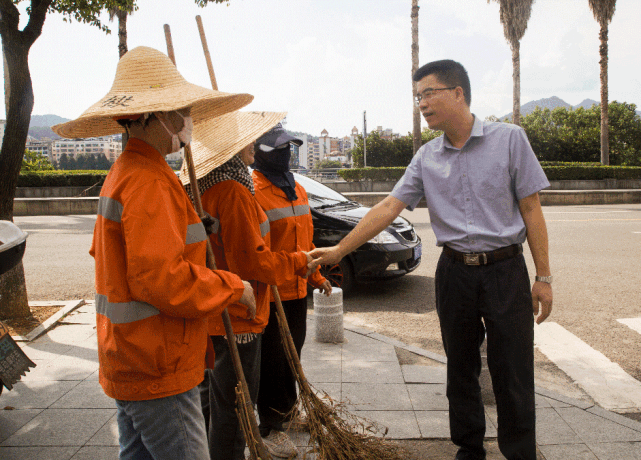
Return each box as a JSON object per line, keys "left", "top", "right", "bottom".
{"left": 0, "top": 304, "right": 639, "bottom": 459}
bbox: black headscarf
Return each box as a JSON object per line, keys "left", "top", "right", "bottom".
{"left": 252, "top": 144, "right": 298, "bottom": 201}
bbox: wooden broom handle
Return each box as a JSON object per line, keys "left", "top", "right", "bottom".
{"left": 196, "top": 15, "right": 219, "bottom": 91}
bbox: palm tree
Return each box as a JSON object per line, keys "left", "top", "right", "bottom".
{"left": 108, "top": 1, "right": 136, "bottom": 58}
{"left": 588, "top": 0, "right": 617, "bottom": 165}
{"left": 489, "top": 0, "right": 535, "bottom": 126}
{"left": 411, "top": 0, "right": 421, "bottom": 155}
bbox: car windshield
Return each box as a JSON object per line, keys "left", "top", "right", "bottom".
{"left": 293, "top": 173, "right": 356, "bottom": 209}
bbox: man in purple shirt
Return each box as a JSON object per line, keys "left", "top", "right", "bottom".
{"left": 309, "top": 60, "right": 553, "bottom": 460}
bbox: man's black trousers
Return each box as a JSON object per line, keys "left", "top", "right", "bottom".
{"left": 435, "top": 250, "right": 536, "bottom": 460}
{"left": 257, "top": 296, "right": 307, "bottom": 436}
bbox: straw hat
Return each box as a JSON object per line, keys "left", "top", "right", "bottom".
{"left": 52, "top": 46, "right": 253, "bottom": 139}
{"left": 179, "top": 111, "right": 286, "bottom": 185}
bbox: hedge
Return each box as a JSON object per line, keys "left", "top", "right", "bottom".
{"left": 18, "top": 170, "right": 108, "bottom": 187}
{"left": 338, "top": 164, "right": 641, "bottom": 182}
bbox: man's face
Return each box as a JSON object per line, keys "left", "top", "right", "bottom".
{"left": 416, "top": 74, "right": 457, "bottom": 131}
{"left": 239, "top": 142, "right": 256, "bottom": 166}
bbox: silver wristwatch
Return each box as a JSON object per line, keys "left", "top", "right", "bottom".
{"left": 535, "top": 275, "right": 553, "bottom": 284}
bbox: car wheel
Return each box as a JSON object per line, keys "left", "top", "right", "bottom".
{"left": 319, "top": 257, "right": 354, "bottom": 294}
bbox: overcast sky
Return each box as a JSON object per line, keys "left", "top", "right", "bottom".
{"left": 5, "top": 0, "right": 640, "bottom": 137}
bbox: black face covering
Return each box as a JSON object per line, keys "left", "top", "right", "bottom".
{"left": 252, "top": 144, "right": 298, "bottom": 201}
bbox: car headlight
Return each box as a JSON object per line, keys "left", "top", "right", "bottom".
{"left": 368, "top": 230, "right": 398, "bottom": 244}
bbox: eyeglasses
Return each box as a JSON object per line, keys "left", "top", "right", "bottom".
{"left": 414, "top": 87, "right": 457, "bottom": 105}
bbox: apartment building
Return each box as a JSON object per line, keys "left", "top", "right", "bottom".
{"left": 51, "top": 136, "right": 122, "bottom": 163}
{"left": 25, "top": 137, "right": 53, "bottom": 160}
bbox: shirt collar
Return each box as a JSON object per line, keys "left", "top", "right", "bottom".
{"left": 442, "top": 114, "right": 483, "bottom": 150}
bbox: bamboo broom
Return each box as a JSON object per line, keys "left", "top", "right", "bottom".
{"left": 270, "top": 286, "right": 403, "bottom": 459}
{"left": 164, "top": 24, "right": 271, "bottom": 460}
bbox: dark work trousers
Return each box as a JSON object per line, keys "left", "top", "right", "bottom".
{"left": 257, "top": 297, "right": 307, "bottom": 436}
{"left": 205, "top": 334, "right": 261, "bottom": 460}
{"left": 435, "top": 250, "right": 536, "bottom": 460}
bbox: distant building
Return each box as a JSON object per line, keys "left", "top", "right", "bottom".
{"left": 372, "top": 125, "right": 398, "bottom": 140}
{"left": 51, "top": 136, "right": 122, "bottom": 164}
{"left": 25, "top": 137, "right": 54, "bottom": 161}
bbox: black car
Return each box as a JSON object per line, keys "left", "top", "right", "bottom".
{"left": 294, "top": 173, "right": 422, "bottom": 294}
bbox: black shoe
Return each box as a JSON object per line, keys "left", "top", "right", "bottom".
{"left": 455, "top": 450, "right": 486, "bottom": 460}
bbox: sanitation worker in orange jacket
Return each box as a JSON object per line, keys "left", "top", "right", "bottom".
{"left": 52, "top": 46, "right": 255, "bottom": 460}
{"left": 252, "top": 124, "right": 332, "bottom": 446}
{"left": 180, "top": 111, "right": 312, "bottom": 459}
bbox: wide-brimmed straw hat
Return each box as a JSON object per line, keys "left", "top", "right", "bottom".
{"left": 179, "top": 111, "right": 287, "bottom": 186}
{"left": 52, "top": 46, "right": 253, "bottom": 139}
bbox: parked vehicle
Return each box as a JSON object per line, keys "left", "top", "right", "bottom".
{"left": 294, "top": 173, "right": 422, "bottom": 294}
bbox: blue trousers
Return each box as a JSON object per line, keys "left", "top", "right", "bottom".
{"left": 116, "top": 386, "right": 209, "bottom": 460}
{"left": 435, "top": 250, "right": 536, "bottom": 460}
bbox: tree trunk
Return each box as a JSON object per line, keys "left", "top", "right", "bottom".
{"left": 512, "top": 41, "right": 521, "bottom": 126}
{"left": 0, "top": 263, "right": 29, "bottom": 318}
{"left": 0, "top": 0, "right": 49, "bottom": 318}
{"left": 411, "top": 0, "right": 421, "bottom": 155}
{"left": 599, "top": 22, "right": 609, "bottom": 165}
{"left": 2, "top": 38, "right": 8, "bottom": 117}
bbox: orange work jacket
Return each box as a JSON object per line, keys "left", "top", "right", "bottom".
{"left": 252, "top": 171, "right": 327, "bottom": 301}
{"left": 90, "top": 138, "right": 246, "bottom": 401}
{"left": 201, "top": 180, "right": 309, "bottom": 336}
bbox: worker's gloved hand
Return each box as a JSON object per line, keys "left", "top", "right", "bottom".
{"left": 239, "top": 281, "right": 256, "bottom": 320}
{"left": 201, "top": 212, "right": 220, "bottom": 236}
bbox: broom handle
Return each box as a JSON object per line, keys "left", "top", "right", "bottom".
{"left": 164, "top": 24, "right": 270, "bottom": 460}
{"left": 196, "top": 15, "right": 219, "bottom": 91}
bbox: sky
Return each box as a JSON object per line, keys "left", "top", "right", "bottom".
{"left": 5, "top": 0, "right": 641, "bottom": 138}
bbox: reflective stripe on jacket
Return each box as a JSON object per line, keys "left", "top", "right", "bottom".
{"left": 252, "top": 171, "right": 327, "bottom": 301}
{"left": 90, "top": 138, "right": 246, "bottom": 401}
{"left": 201, "top": 180, "right": 309, "bottom": 335}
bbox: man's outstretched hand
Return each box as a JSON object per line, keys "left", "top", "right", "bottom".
{"left": 307, "top": 246, "right": 342, "bottom": 272}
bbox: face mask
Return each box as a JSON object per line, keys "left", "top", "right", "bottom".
{"left": 158, "top": 112, "right": 193, "bottom": 152}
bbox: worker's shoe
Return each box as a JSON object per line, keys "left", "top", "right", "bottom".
{"left": 286, "top": 411, "right": 309, "bottom": 433}
{"left": 262, "top": 430, "right": 299, "bottom": 459}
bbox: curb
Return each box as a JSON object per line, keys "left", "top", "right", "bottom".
{"left": 15, "top": 299, "right": 86, "bottom": 342}
{"left": 336, "top": 314, "right": 641, "bottom": 432}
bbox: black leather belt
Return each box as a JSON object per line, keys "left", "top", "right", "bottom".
{"left": 443, "top": 244, "right": 523, "bottom": 266}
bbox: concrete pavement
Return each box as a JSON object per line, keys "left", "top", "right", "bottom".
{"left": 2, "top": 301, "right": 641, "bottom": 459}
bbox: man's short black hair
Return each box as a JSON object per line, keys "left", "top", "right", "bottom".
{"left": 413, "top": 59, "right": 471, "bottom": 107}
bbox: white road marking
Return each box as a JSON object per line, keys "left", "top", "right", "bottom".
{"left": 535, "top": 322, "right": 641, "bottom": 411}
{"left": 545, "top": 211, "right": 633, "bottom": 214}
{"left": 617, "top": 318, "right": 641, "bottom": 335}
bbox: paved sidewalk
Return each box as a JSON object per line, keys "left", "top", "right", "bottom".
{"left": 2, "top": 302, "right": 641, "bottom": 459}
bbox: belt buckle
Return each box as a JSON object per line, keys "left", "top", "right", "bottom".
{"left": 464, "top": 253, "right": 480, "bottom": 265}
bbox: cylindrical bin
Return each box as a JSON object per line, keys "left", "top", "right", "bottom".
{"left": 313, "top": 287, "right": 344, "bottom": 343}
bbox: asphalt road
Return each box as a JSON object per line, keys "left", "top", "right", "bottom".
{"left": 14, "top": 203, "right": 641, "bottom": 401}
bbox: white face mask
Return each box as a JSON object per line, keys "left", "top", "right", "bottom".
{"left": 158, "top": 112, "right": 193, "bottom": 152}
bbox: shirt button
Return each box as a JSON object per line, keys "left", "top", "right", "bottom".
{"left": 463, "top": 174, "right": 466, "bottom": 177}
{"left": 468, "top": 221, "right": 472, "bottom": 224}
{"left": 466, "top": 198, "right": 470, "bottom": 201}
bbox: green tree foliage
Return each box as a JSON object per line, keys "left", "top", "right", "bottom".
{"left": 21, "top": 149, "right": 54, "bottom": 171}
{"left": 351, "top": 130, "right": 442, "bottom": 168}
{"left": 520, "top": 102, "right": 640, "bottom": 165}
{"left": 314, "top": 159, "right": 342, "bottom": 170}
{"left": 56, "top": 154, "right": 113, "bottom": 170}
